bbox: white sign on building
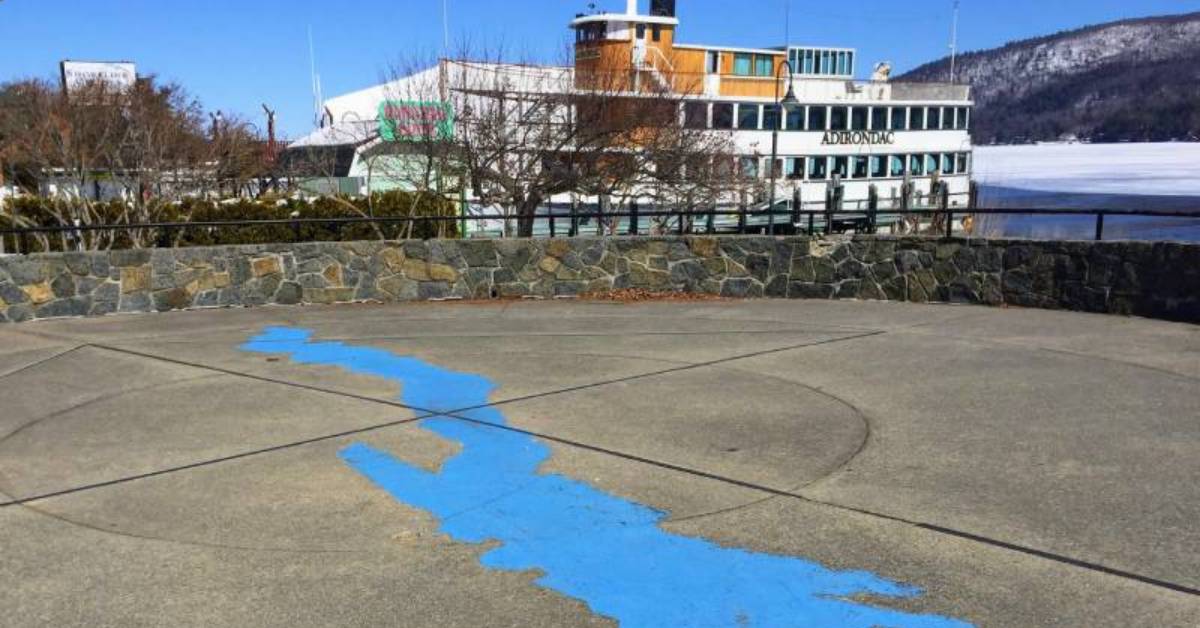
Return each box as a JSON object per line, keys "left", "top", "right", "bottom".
{"left": 60, "top": 61, "right": 137, "bottom": 94}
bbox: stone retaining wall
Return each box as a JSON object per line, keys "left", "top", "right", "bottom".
{"left": 1, "top": 236, "right": 1196, "bottom": 323}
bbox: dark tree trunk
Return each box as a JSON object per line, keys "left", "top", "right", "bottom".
{"left": 516, "top": 195, "right": 542, "bottom": 238}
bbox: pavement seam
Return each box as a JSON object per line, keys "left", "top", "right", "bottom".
{"left": 893, "top": 327, "right": 1200, "bottom": 384}
{"left": 0, "top": 372, "right": 226, "bottom": 446}
{"left": 0, "top": 345, "right": 88, "bottom": 382}
{"left": 0, "top": 413, "right": 432, "bottom": 509}
{"left": 400, "top": 407, "right": 1200, "bottom": 599}
{"left": 451, "top": 331, "right": 889, "bottom": 413}
{"left": 10, "top": 331, "right": 1196, "bottom": 598}
{"left": 0, "top": 332, "right": 882, "bottom": 509}
{"left": 87, "top": 343, "right": 436, "bottom": 415}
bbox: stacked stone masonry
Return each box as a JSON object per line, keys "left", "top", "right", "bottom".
{"left": 0, "top": 236, "right": 1196, "bottom": 324}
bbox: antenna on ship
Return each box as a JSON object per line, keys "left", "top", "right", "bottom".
{"left": 949, "top": 0, "right": 960, "bottom": 83}
{"left": 308, "top": 26, "right": 324, "bottom": 129}
{"left": 785, "top": 0, "right": 791, "bottom": 48}
{"left": 442, "top": 0, "right": 450, "bottom": 55}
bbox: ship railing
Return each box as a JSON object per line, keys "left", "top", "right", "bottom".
{"left": 4, "top": 200, "right": 1199, "bottom": 253}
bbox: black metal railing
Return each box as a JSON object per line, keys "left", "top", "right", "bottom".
{"left": 1, "top": 206, "right": 1198, "bottom": 254}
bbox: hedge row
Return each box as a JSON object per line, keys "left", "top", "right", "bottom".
{"left": 0, "top": 191, "right": 459, "bottom": 252}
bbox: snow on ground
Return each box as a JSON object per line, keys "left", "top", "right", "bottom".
{"left": 974, "top": 143, "right": 1200, "bottom": 197}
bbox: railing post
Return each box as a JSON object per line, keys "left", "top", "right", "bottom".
{"left": 767, "top": 187, "right": 776, "bottom": 236}
{"left": 1095, "top": 213, "right": 1105, "bottom": 242}
{"left": 569, "top": 198, "right": 579, "bottom": 237}
{"left": 706, "top": 203, "right": 716, "bottom": 234}
{"left": 824, "top": 186, "right": 833, "bottom": 235}
{"left": 737, "top": 193, "right": 747, "bottom": 234}
{"left": 549, "top": 202, "right": 557, "bottom": 238}
{"left": 867, "top": 184, "right": 879, "bottom": 234}
{"left": 13, "top": 204, "right": 25, "bottom": 254}
{"left": 940, "top": 182, "right": 953, "bottom": 239}
{"left": 628, "top": 200, "right": 639, "bottom": 236}
{"left": 598, "top": 194, "right": 608, "bottom": 236}
{"left": 791, "top": 187, "right": 802, "bottom": 230}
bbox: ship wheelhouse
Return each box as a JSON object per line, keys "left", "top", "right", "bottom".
{"left": 571, "top": 0, "right": 976, "bottom": 215}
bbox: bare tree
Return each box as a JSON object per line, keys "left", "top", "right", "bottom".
{"left": 369, "top": 44, "right": 744, "bottom": 238}
{"left": 0, "top": 75, "right": 275, "bottom": 249}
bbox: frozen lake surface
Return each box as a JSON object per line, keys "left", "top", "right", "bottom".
{"left": 973, "top": 143, "right": 1200, "bottom": 242}
{"left": 974, "top": 143, "right": 1200, "bottom": 197}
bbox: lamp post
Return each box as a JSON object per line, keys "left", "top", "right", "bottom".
{"left": 768, "top": 60, "right": 800, "bottom": 235}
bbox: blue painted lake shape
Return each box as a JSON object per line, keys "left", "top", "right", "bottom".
{"left": 243, "top": 327, "right": 972, "bottom": 628}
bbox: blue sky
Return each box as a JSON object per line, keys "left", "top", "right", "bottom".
{"left": 3, "top": 0, "right": 1198, "bottom": 138}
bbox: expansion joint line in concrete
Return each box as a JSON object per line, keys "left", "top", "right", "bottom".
{"left": 2, "top": 335, "right": 1196, "bottom": 599}
{"left": 0, "top": 345, "right": 88, "bottom": 382}
{"left": 422, "top": 403, "right": 1200, "bottom": 599}
{"left": 0, "top": 332, "right": 883, "bottom": 507}
{"left": 0, "top": 413, "right": 433, "bottom": 508}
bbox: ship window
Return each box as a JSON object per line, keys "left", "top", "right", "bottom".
{"left": 755, "top": 56, "right": 774, "bottom": 77}
{"left": 740, "top": 156, "right": 760, "bottom": 178}
{"left": 942, "top": 153, "right": 955, "bottom": 175}
{"left": 763, "top": 104, "right": 781, "bottom": 130}
{"left": 956, "top": 153, "right": 970, "bottom": 173}
{"left": 636, "top": 24, "right": 646, "bottom": 40}
{"left": 910, "top": 154, "right": 924, "bottom": 176}
{"left": 707, "top": 51, "right": 720, "bottom": 74}
{"left": 960, "top": 107, "right": 970, "bottom": 130}
{"left": 737, "top": 103, "right": 761, "bottom": 129}
{"left": 733, "top": 54, "right": 753, "bottom": 76}
{"left": 838, "top": 52, "right": 849, "bottom": 75}
{"left": 823, "top": 51, "right": 833, "bottom": 74}
{"left": 832, "top": 156, "right": 849, "bottom": 179}
{"left": 847, "top": 51, "right": 855, "bottom": 75}
{"left": 684, "top": 102, "right": 708, "bottom": 129}
{"left": 871, "top": 107, "right": 887, "bottom": 131}
{"left": 851, "top": 107, "right": 868, "bottom": 131}
{"left": 909, "top": 107, "right": 926, "bottom": 130}
{"left": 803, "top": 49, "right": 815, "bottom": 74}
{"left": 830, "top": 106, "right": 849, "bottom": 131}
{"left": 890, "top": 155, "right": 906, "bottom": 177}
{"left": 651, "top": 25, "right": 662, "bottom": 42}
{"left": 871, "top": 156, "right": 887, "bottom": 178}
{"left": 807, "top": 106, "right": 827, "bottom": 131}
{"left": 785, "top": 106, "right": 804, "bottom": 131}
{"left": 809, "top": 156, "right": 828, "bottom": 180}
{"left": 787, "top": 157, "right": 805, "bottom": 180}
{"left": 852, "top": 156, "right": 869, "bottom": 179}
{"left": 890, "top": 107, "right": 908, "bottom": 131}
{"left": 712, "top": 102, "right": 734, "bottom": 129}
{"left": 927, "top": 107, "right": 941, "bottom": 130}
{"left": 926, "top": 154, "right": 940, "bottom": 173}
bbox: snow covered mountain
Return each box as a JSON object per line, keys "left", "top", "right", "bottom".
{"left": 900, "top": 12, "right": 1200, "bottom": 144}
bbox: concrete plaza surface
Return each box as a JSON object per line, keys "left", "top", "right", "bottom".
{"left": 0, "top": 299, "right": 1196, "bottom": 627}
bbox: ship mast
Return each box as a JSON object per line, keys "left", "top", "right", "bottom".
{"left": 949, "top": 0, "right": 960, "bottom": 83}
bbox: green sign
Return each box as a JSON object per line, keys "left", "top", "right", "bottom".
{"left": 378, "top": 101, "right": 454, "bottom": 142}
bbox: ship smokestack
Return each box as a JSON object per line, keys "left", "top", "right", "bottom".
{"left": 650, "top": 0, "right": 676, "bottom": 17}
